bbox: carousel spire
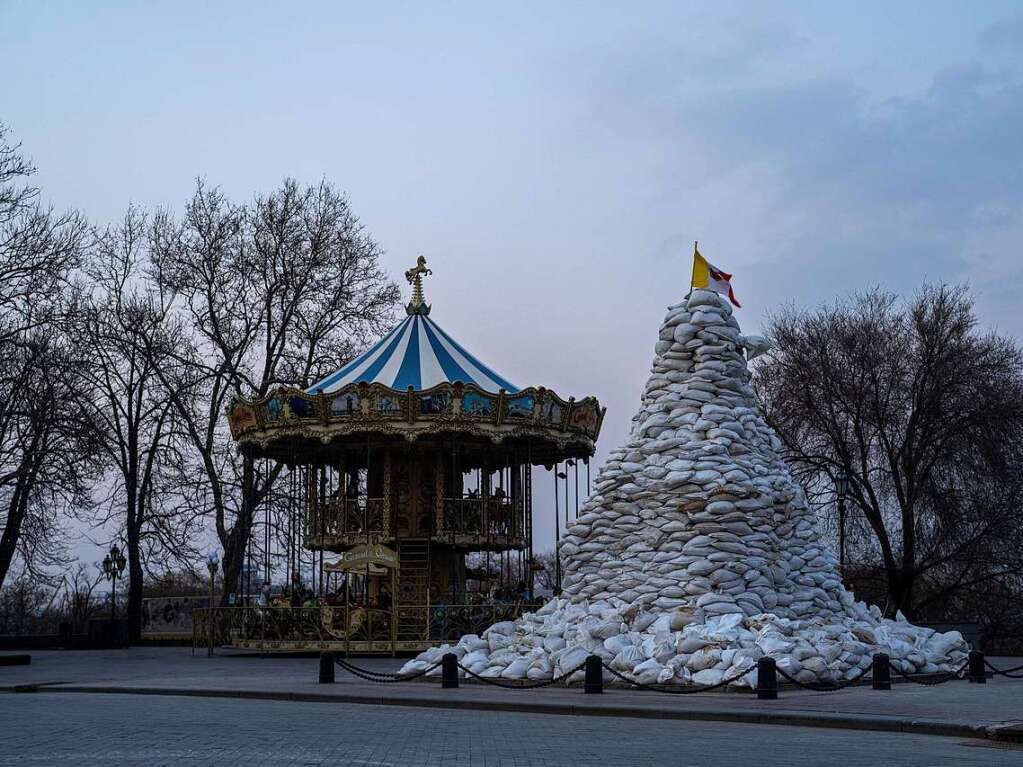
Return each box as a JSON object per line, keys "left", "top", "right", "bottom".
{"left": 404, "top": 255, "right": 433, "bottom": 315}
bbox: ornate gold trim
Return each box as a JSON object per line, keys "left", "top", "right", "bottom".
{"left": 228, "top": 381, "right": 605, "bottom": 455}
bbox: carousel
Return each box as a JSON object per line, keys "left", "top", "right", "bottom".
{"left": 206, "top": 258, "right": 604, "bottom": 653}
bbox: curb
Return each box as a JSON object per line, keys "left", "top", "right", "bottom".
{"left": 1, "top": 682, "right": 1004, "bottom": 741}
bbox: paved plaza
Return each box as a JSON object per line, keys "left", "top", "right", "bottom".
{"left": 1, "top": 647, "right": 1023, "bottom": 766}
{"left": 2, "top": 691, "right": 1023, "bottom": 767}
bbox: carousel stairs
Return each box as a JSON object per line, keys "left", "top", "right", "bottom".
{"left": 398, "top": 540, "right": 430, "bottom": 640}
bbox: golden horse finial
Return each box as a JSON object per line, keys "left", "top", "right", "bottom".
{"left": 405, "top": 256, "right": 433, "bottom": 315}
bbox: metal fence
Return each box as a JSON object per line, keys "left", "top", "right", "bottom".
{"left": 193, "top": 602, "right": 534, "bottom": 654}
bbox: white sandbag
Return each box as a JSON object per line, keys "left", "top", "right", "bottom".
{"left": 556, "top": 646, "right": 590, "bottom": 675}
{"left": 500, "top": 657, "right": 532, "bottom": 679}
{"left": 632, "top": 658, "right": 665, "bottom": 684}
{"left": 611, "top": 645, "right": 646, "bottom": 672}
{"left": 692, "top": 668, "right": 725, "bottom": 686}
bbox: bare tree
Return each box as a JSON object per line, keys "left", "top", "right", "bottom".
{"left": 755, "top": 284, "right": 1023, "bottom": 620}
{"left": 61, "top": 563, "right": 105, "bottom": 634}
{"left": 150, "top": 179, "right": 399, "bottom": 602}
{"left": 72, "top": 207, "right": 201, "bottom": 641}
{"left": 0, "top": 336, "right": 97, "bottom": 585}
{"left": 0, "top": 125, "right": 91, "bottom": 587}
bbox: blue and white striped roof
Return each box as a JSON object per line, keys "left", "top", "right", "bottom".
{"left": 308, "top": 313, "right": 518, "bottom": 394}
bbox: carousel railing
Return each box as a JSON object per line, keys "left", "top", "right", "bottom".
{"left": 192, "top": 605, "right": 396, "bottom": 649}
{"left": 397, "top": 602, "right": 537, "bottom": 643}
{"left": 439, "top": 497, "right": 522, "bottom": 541}
{"left": 193, "top": 602, "right": 538, "bottom": 651}
{"left": 305, "top": 497, "right": 387, "bottom": 545}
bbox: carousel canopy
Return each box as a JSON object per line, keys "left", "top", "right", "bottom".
{"left": 308, "top": 313, "right": 516, "bottom": 394}
{"left": 228, "top": 257, "right": 604, "bottom": 463}
{"left": 308, "top": 271, "right": 517, "bottom": 394}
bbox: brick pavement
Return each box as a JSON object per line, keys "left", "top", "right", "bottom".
{"left": 1, "top": 692, "right": 1022, "bottom": 767}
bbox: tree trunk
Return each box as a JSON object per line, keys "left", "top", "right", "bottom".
{"left": 0, "top": 430, "right": 44, "bottom": 588}
{"left": 126, "top": 521, "right": 144, "bottom": 643}
{"left": 219, "top": 457, "right": 256, "bottom": 605}
{"left": 889, "top": 570, "right": 916, "bottom": 620}
{"left": 0, "top": 496, "right": 26, "bottom": 588}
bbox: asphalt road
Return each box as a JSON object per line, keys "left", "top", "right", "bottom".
{"left": 1, "top": 692, "right": 1021, "bottom": 767}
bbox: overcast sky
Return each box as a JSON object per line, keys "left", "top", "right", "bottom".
{"left": 4, "top": 1, "right": 1022, "bottom": 563}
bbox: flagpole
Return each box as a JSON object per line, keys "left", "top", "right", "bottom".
{"left": 686, "top": 240, "right": 698, "bottom": 298}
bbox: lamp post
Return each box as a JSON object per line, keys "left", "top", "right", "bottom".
{"left": 835, "top": 472, "right": 849, "bottom": 577}
{"left": 206, "top": 552, "right": 219, "bottom": 657}
{"left": 102, "top": 544, "right": 127, "bottom": 643}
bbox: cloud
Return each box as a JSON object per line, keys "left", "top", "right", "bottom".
{"left": 980, "top": 16, "right": 1023, "bottom": 52}
{"left": 577, "top": 17, "right": 1023, "bottom": 333}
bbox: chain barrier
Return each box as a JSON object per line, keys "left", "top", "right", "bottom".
{"left": 886, "top": 659, "right": 969, "bottom": 686}
{"left": 985, "top": 660, "right": 1023, "bottom": 679}
{"left": 456, "top": 660, "right": 588, "bottom": 689}
{"left": 773, "top": 662, "right": 873, "bottom": 692}
{"left": 334, "top": 657, "right": 441, "bottom": 683}
{"left": 331, "top": 653, "right": 1017, "bottom": 690}
{"left": 601, "top": 662, "right": 753, "bottom": 694}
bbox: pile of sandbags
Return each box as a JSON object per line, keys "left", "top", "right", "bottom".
{"left": 400, "top": 599, "right": 966, "bottom": 686}
{"left": 400, "top": 290, "right": 968, "bottom": 684}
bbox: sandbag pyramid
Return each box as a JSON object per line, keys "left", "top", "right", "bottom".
{"left": 401, "top": 290, "right": 968, "bottom": 686}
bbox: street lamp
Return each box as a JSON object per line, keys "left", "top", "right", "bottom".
{"left": 206, "top": 552, "right": 219, "bottom": 657}
{"left": 102, "top": 544, "right": 127, "bottom": 630}
{"left": 835, "top": 472, "right": 850, "bottom": 576}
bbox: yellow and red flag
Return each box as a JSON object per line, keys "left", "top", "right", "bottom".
{"left": 691, "top": 244, "right": 740, "bottom": 307}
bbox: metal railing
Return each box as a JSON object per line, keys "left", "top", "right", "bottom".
{"left": 305, "top": 498, "right": 387, "bottom": 546}
{"left": 193, "top": 602, "right": 535, "bottom": 652}
{"left": 440, "top": 498, "right": 522, "bottom": 540}
{"left": 396, "top": 603, "right": 532, "bottom": 643}
{"left": 304, "top": 496, "right": 525, "bottom": 548}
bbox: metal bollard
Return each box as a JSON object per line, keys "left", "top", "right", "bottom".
{"left": 584, "top": 655, "right": 603, "bottom": 694}
{"left": 318, "top": 652, "right": 335, "bottom": 684}
{"left": 872, "top": 653, "right": 891, "bottom": 690}
{"left": 757, "top": 657, "right": 778, "bottom": 700}
{"left": 442, "top": 652, "right": 459, "bottom": 689}
{"left": 968, "top": 650, "right": 986, "bottom": 684}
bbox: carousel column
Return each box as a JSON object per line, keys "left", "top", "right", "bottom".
{"left": 562, "top": 462, "right": 569, "bottom": 528}
{"left": 365, "top": 439, "right": 372, "bottom": 544}
{"left": 288, "top": 463, "right": 296, "bottom": 600}
{"left": 553, "top": 463, "right": 562, "bottom": 594}
{"left": 511, "top": 458, "right": 522, "bottom": 591}
{"left": 264, "top": 458, "right": 271, "bottom": 599}
{"left": 573, "top": 459, "right": 580, "bottom": 521}
{"left": 450, "top": 443, "right": 465, "bottom": 603}
{"left": 525, "top": 449, "right": 534, "bottom": 600}
{"left": 434, "top": 451, "right": 445, "bottom": 538}
{"left": 310, "top": 464, "right": 323, "bottom": 596}
{"left": 499, "top": 458, "right": 506, "bottom": 591}
{"left": 481, "top": 464, "right": 490, "bottom": 588}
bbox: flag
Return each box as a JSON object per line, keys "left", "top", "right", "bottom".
{"left": 690, "top": 245, "right": 741, "bottom": 307}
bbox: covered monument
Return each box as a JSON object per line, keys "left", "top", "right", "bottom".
{"left": 400, "top": 287, "right": 969, "bottom": 684}
{"left": 218, "top": 258, "right": 604, "bottom": 653}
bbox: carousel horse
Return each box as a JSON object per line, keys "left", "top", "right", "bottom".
{"left": 319, "top": 604, "right": 366, "bottom": 640}
{"left": 404, "top": 255, "right": 432, "bottom": 285}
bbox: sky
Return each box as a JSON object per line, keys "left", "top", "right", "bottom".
{"left": 3, "top": 1, "right": 1023, "bottom": 566}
